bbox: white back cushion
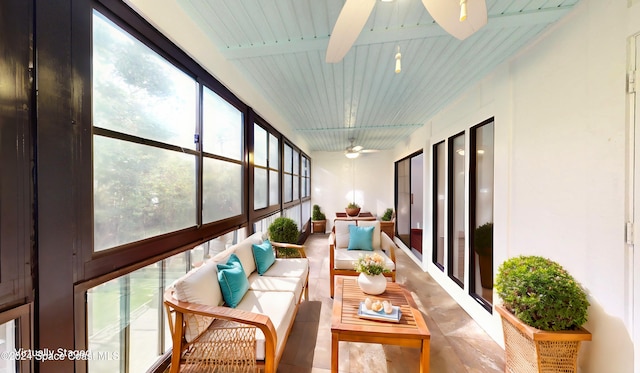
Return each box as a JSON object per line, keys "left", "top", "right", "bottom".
{"left": 334, "top": 220, "right": 356, "bottom": 249}
{"left": 173, "top": 260, "right": 223, "bottom": 307}
{"left": 227, "top": 231, "right": 263, "bottom": 276}
{"left": 357, "top": 220, "right": 381, "bottom": 250}
{"left": 173, "top": 261, "right": 224, "bottom": 342}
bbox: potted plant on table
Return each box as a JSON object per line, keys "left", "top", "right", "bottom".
{"left": 345, "top": 202, "right": 360, "bottom": 217}
{"left": 354, "top": 253, "right": 390, "bottom": 295}
{"left": 311, "top": 204, "right": 326, "bottom": 234}
{"left": 495, "top": 255, "right": 591, "bottom": 373}
{"left": 473, "top": 222, "right": 493, "bottom": 289}
{"left": 268, "top": 217, "right": 301, "bottom": 258}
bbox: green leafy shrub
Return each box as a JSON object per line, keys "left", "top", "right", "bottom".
{"left": 496, "top": 255, "right": 589, "bottom": 331}
{"left": 312, "top": 204, "right": 326, "bottom": 221}
{"left": 381, "top": 208, "right": 393, "bottom": 221}
{"left": 268, "top": 217, "right": 300, "bottom": 244}
{"left": 347, "top": 202, "right": 360, "bottom": 209}
{"left": 473, "top": 222, "right": 493, "bottom": 257}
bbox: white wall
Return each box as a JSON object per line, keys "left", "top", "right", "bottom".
{"left": 393, "top": 0, "right": 640, "bottom": 371}
{"left": 310, "top": 151, "right": 395, "bottom": 232}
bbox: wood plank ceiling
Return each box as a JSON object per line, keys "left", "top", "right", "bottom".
{"left": 177, "top": 0, "right": 580, "bottom": 153}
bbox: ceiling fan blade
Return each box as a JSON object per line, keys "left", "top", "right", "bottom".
{"left": 421, "top": 0, "right": 487, "bottom": 41}
{"left": 325, "top": 0, "right": 376, "bottom": 63}
{"left": 352, "top": 145, "right": 364, "bottom": 152}
{"left": 360, "top": 149, "right": 379, "bottom": 153}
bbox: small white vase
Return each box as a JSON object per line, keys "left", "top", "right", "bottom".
{"left": 357, "top": 273, "right": 387, "bottom": 295}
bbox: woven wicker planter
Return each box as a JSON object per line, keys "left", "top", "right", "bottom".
{"left": 311, "top": 220, "right": 326, "bottom": 234}
{"left": 496, "top": 305, "right": 591, "bottom": 373}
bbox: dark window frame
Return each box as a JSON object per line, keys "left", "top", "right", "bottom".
{"left": 83, "top": 2, "right": 250, "bottom": 281}
{"left": 468, "top": 117, "right": 495, "bottom": 312}
{"left": 0, "top": 0, "right": 33, "bottom": 311}
{"left": 250, "top": 113, "right": 281, "bottom": 220}
{"left": 36, "top": 1, "right": 314, "bottom": 371}
{"left": 432, "top": 141, "right": 446, "bottom": 271}
{"left": 447, "top": 131, "right": 465, "bottom": 289}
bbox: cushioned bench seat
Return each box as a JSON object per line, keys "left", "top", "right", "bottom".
{"left": 164, "top": 231, "right": 309, "bottom": 373}
{"left": 234, "top": 290, "right": 297, "bottom": 360}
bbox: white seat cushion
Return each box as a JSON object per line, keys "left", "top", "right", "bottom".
{"left": 262, "top": 258, "right": 309, "bottom": 280}
{"left": 247, "top": 273, "right": 304, "bottom": 301}
{"left": 333, "top": 249, "right": 395, "bottom": 271}
{"left": 235, "top": 290, "right": 296, "bottom": 360}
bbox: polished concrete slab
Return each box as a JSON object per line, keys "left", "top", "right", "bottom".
{"left": 277, "top": 233, "right": 505, "bottom": 373}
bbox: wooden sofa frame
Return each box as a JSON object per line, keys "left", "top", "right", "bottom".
{"left": 164, "top": 241, "right": 308, "bottom": 373}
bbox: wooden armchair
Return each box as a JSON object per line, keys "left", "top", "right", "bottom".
{"left": 164, "top": 289, "right": 274, "bottom": 373}
{"left": 328, "top": 220, "right": 396, "bottom": 297}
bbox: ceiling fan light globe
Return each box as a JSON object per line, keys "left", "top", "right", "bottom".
{"left": 345, "top": 151, "right": 360, "bottom": 159}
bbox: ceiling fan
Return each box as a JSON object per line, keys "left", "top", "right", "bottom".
{"left": 326, "top": 0, "right": 487, "bottom": 63}
{"left": 344, "top": 138, "right": 379, "bottom": 158}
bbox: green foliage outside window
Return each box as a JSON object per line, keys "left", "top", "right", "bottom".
{"left": 92, "top": 12, "right": 242, "bottom": 251}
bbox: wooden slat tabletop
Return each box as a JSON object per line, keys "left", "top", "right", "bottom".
{"left": 332, "top": 277, "right": 429, "bottom": 339}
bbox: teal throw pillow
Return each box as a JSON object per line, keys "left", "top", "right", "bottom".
{"left": 216, "top": 253, "right": 249, "bottom": 308}
{"left": 252, "top": 240, "right": 276, "bottom": 275}
{"left": 347, "top": 225, "right": 375, "bottom": 251}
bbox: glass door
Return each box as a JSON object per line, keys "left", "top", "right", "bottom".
{"left": 395, "top": 151, "right": 424, "bottom": 259}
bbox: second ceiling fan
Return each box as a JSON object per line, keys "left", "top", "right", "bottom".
{"left": 345, "top": 138, "right": 379, "bottom": 158}
{"left": 326, "top": 0, "right": 487, "bottom": 63}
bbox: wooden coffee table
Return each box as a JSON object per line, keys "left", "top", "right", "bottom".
{"left": 331, "top": 277, "right": 431, "bottom": 372}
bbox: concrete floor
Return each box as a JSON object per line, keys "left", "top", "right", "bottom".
{"left": 277, "top": 233, "right": 505, "bottom": 373}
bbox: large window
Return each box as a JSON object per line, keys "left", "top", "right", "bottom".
{"left": 0, "top": 319, "right": 17, "bottom": 373}
{"left": 283, "top": 144, "right": 294, "bottom": 203}
{"left": 92, "top": 11, "right": 243, "bottom": 251}
{"left": 253, "top": 124, "right": 279, "bottom": 210}
{"left": 74, "top": 5, "right": 312, "bottom": 372}
{"left": 396, "top": 151, "right": 424, "bottom": 259}
{"left": 86, "top": 232, "right": 242, "bottom": 373}
{"left": 431, "top": 118, "right": 494, "bottom": 312}
{"left": 281, "top": 142, "right": 311, "bottom": 234}
{"left": 433, "top": 142, "right": 446, "bottom": 269}
{"left": 301, "top": 156, "right": 310, "bottom": 199}
{"left": 92, "top": 11, "right": 198, "bottom": 251}
{"left": 202, "top": 87, "right": 243, "bottom": 223}
{"left": 470, "top": 120, "right": 495, "bottom": 308}
{"left": 0, "top": 304, "right": 32, "bottom": 373}
{"left": 448, "top": 132, "right": 466, "bottom": 287}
